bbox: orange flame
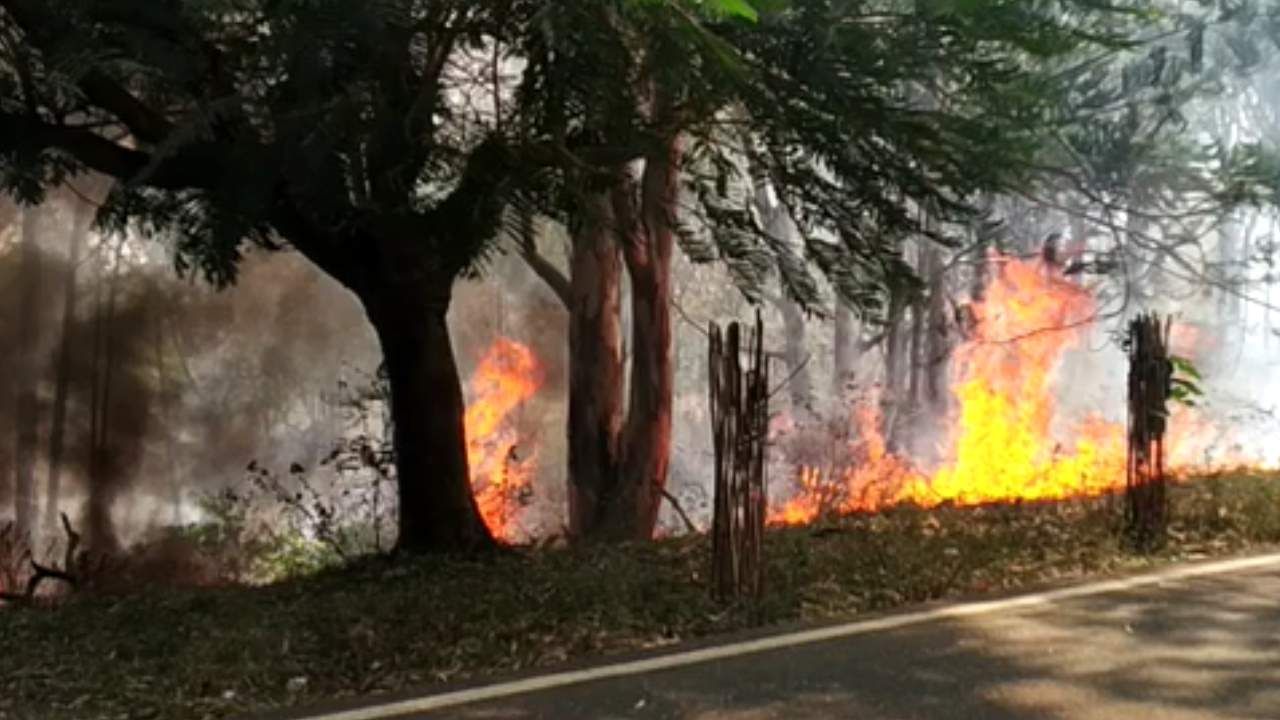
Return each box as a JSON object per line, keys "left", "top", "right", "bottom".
{"left": 464, "top": 338, "right": 544, "bottom": 542}
{"left": 904, "top": 258, "right": 1125, "bottom": 507}
{"left": 772, "top": 255, "right": 1258, "bottom": 525}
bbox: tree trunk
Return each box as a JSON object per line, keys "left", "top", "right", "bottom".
{"left": 774, "top": 295, "right": 813, "bottom": 414}
{"left": 567, "top": 136, "right": 680, "bottom": 543}
{"left": 616, "top": 137, "right": 680, "bottom": 540}
{"left": 86, "top": 238, "right": 124, "bottom": 553}
{"left": 921, "top": 245, "right": 949, "bottom": 410}
{"left": 44, "top": 204, "right": 92, "bottom": 537}
{"left": 907, "top": 302, "right": 925, "bottom": 410}
{"left": 753, "top": 183, "right": 812, "bottom": 414}
{"left": 13, "top": 206, "right": 43, "bottom": 549}
{"left": 833, "top": 301, "right": 858, "bottom": 399}
{"left": 882, "top": 285, "right": 909, "bottom": 445}
{"left": 565, "top": 189, "right": 626, "bottom": 539}
{"left": 364, "top": 280, "right": 495, "bottom": 554}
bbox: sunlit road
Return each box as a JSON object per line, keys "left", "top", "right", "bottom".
{"left": 288, "top": 554, "right": 1280, "bottom": 720}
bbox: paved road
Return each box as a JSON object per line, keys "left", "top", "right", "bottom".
{"left": 296, "top": 555, "right": 1280, "bottom": 720}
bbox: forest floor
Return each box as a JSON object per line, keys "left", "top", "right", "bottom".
{"left": 3, "top": 472, "right": 1280, "bottom": 720}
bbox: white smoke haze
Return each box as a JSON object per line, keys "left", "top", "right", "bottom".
{"left": 5, "top": 24, "right": 1280, "bottom": 552}
{"left": 3, "top": 190, "right": 1280, "bottom": 552}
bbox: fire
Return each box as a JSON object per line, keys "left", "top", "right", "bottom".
{"left": 904, "top": 258, "right": 1125, "bottom": 507}
{"left": 771, "top": 255, "right": 1254, "bottom": 525}
{"left": 464, "top": 338, "right": 544, "bottom": 542}
{"left": 773, "top": 403, "right": 923, "bottom": 521}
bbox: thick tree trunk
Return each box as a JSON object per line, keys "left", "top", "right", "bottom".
{"left": 567, "top": 137, "right": 680, "bottom": 542}
{"left": 44, "top": 205, "right": 92, "bottom": 537}
{"left": 13, "top": 207, "right": 43, "bottom": 548}
{"left": 364, "top": 281, "right": 495, "bottom": 553}
{"left": 566, "top": 190, "right": 626, "bottom": 539}
{"left": 616, "top": 138, "right": 680, "bottom": 540}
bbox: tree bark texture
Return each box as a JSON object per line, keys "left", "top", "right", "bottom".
{"left": 565, "top": 189, "right": 626, "bottom": 539}
{"left": 616, "top": 137, "right": 680, "bottom": 540}
{"left": 567, "top": 136, "right": 681, "bottom": 542}
{"left": 364, "top": 276, "right": 495, "bottom": 554}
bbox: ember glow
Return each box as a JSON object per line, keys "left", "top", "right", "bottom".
{"left": 771, "top": 255, "right": 1251, "bottom": 526}
{"left": 464, "top": 338, "right": 544, "bottom": 541}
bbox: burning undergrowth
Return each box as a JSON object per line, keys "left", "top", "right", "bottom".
{"left": 769, "top": 254, "right": 1276, "bottom": 527}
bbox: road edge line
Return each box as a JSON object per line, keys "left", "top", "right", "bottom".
{"left": 296, "top": 551, "right": 1280, "bottom": 720}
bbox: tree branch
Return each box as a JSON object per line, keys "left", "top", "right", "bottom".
{"left": 515, "top": 213, "right": 571, "bottom": 308}
{"left": 660, "top": 488, "right": 699, "bottom": 535}
{"left": 0, "top": 111, "right": 208, "bottom": 190}
{"left": 0, "top": 0, "right": 175, "bottom": 144}
{"left": 77, "top": 72, "right": 175, "bottom": 145}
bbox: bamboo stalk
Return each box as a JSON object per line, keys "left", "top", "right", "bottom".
{"left": 710, "top": 311, "right": 769, "bottom": 603}
{"left": 1125, "top": 312, "right": 1171, "bottom": 551}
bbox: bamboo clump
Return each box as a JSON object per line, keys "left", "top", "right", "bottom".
{"left": 709, "top": 311, "right": 769, "bottom": 603}
{"left": 1125, "top": 312, "right": 1172, "bottom": 551}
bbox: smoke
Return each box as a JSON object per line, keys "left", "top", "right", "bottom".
{"left": 5, "top": 34, "right": 1280, "bottom": 553}
{"left": 0, "top": 189, "right": 381, "bottom": 550}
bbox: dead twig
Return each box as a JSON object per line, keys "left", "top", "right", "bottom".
{"left": 660, "top": 488, "right": 699, "bottom": 535}
{"left": 0, "top": 513, "right": 82, "bottom": 605}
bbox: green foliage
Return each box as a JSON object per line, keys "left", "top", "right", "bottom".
{"left": 1217, "top": 142, "right": 1280, "bottom": 208}
{"left": 6, "top": 0, "right": 1261, "bottom": 317}
{"left": 706, "top": 0, "right": 760, "bottom": 20}
{"left": 1168, "top": 354, "right": 1204, "bottom": 408}
{"left": 1034, "top": 1, "right": 1280, "bottom": 256}
{"left": 636, "top": 0, "right": 763, "bottom": 21}
{"left": 518, "top": 0, "right": 1177, "bottom": 318}
{"left": 178, "top": 489, "right": 342, "bottom": 584}
{"left": 0, "top": 1, "right": 533, "bottom": 289}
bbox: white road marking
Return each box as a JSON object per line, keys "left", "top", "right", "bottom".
{"left": 296, "top": 552, "right": 1280, "bottom": 720}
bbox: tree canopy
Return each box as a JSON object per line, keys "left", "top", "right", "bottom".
{"left": 4, "top": 0, "right": 1279, "bottom": 552}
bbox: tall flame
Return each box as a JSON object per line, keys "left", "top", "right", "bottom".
{"left": 464, "top": 338, "right": 544, "bottom": 542}
{"left": 906, "top": 257, "right": 1125, "bottom": 507}
{"left": 773, "top": 254, "right": 1248, "bottom": 525}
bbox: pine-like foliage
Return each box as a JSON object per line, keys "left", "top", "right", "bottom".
{"left": 513, "top": 0, "right": 1193, "bottom": 319}
{"left": 0, "top": 1, "right": 530, "bottom": 287}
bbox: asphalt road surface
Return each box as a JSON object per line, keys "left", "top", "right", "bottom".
{"left": 292, "top": 554, "right": 1280, "bottom": 720}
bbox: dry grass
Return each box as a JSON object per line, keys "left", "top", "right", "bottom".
{"left": 2, "top": 471, "right": 1279, "bottom": 720}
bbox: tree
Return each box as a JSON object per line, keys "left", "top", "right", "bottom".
{"left": 999, "top": 2, "right": 1280, "bottom": 319}
{"left": 45, "top": 179, "right": 107, "bottom": 540}
{"left": 11, "top": 203, "right": 42, "bottom": 548}
{"left": 516, "top": 0, "right": 1163, "bottom": 540}
{"left": 0, "top": 1, "right": 541, "bottom": 553}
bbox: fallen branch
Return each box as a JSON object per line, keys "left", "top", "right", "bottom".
{"left": 0, "top": 559, "right": 77, "bottom": 605}
{"left": 0, "top": 513, "right": 82, "bottom": 605}
{"left": 661, "top": 488, "right": 699, "bottom": 535}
